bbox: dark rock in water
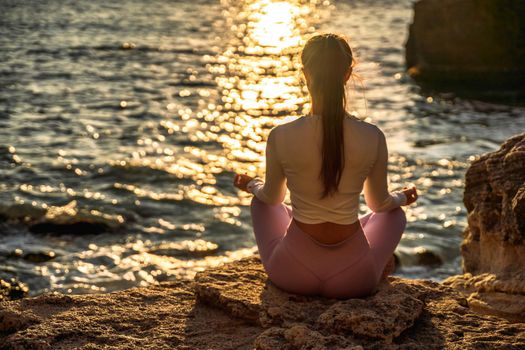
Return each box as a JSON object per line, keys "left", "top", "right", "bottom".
{"left": 7, "top": 249, "right": 56, "bottom": 263}
{"left": 29, "top": 221, "right": 109, "bottom": 235}
{"left": 0, "top": 201, "right": 122, "bottom": 235}
{"left": 0, "top": 278, "right": 29, "bottom": 302}
{"left": 444, "top": 132, "right": 525, "bottom": 322}
{"left": 149, "top": 239, "right": 219, "bottom": 258}
{"left": 23, "top": 251, "right": 56, "bottom": 263}
{"left": 405, "top": 0, "right": 525, "bottom": 101}
{"left": 414, "top": 247, "right": 443, "bottom": 267}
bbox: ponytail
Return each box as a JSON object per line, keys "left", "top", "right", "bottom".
{"left": 301, "top": 34, "right": 353, "bottom": 198}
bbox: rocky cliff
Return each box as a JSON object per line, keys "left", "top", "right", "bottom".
{"left": 444, "top": 132, "right": 525, "bottom": 322}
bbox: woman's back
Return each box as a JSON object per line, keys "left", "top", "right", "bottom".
{"left": 270, "top": 113, "right": 391, "bottom": 225}
{"left": 233, "top": 33, "right": 417, "bottom": 298}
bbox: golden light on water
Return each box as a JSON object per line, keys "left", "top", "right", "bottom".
{"left": 115, "top": 0, "right": 328, "bottom": 209}
{"left": 2, "top": 0, "right": 479, "bottom": 294}
{"left": 247, "top": 1, "right": 305, "bottom": 54}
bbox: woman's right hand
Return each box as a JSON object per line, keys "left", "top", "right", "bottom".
{"left": 233, "top": 173, "right": 254, "bottom": 193}
{"left": 402, "top": 186, "right": 418, "bottom": 205}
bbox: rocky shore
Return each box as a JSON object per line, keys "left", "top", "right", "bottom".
{"left": 1, "top": 134, "right": 524, "bottom": 349}
{"left": 443, "top": 132, "right": 525, "bottom": 322}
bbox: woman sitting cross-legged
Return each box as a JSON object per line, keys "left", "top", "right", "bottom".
{"left": 233, "top": 33, "right": 418, "bottom": 299}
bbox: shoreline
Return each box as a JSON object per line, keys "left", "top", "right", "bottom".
{"left": 1, "top": 132, "right": 524, "bottom": 349}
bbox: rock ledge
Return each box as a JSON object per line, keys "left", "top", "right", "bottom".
{"left": 2, "top": 256, "right": 524, "bottom": 350}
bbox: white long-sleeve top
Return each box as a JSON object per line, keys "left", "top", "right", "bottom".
{"left": 247, "top": 114, "right": 406, "bottom": 225}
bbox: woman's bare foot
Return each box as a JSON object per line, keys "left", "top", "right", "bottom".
{"left": 380, "top": 255, "right": 396, "bottom": 281}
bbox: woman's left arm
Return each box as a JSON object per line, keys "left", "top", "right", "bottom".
{"left": 236, "top": 129, "right": 287, "bottom": 205}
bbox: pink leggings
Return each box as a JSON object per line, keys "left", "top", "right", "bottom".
{"left": 250, "top": 197, "right": 406, "bottom": 299}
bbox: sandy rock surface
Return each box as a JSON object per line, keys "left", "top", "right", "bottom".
{"left": 0, "top": 280, "right": 261, "bottom": 350}
{"left": 196, "top": 257, "right": 525, "bottom": 349}
{"left": 3, "top": 257, "right": 524, "bottom": 349}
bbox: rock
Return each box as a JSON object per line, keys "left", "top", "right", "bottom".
{"left": 29, "top": 221, "right": 110, "bottom": 235}
{"left": 462, "top": 132, "right": 525, "bottom": 275}
{"left": 414, "top": 247, "right": 443, "bottom": 267}
{"left": 405, "top": 0, "right": 525, "bottom": 101}
{"left": 149, "top": 239, "right": 219, "bottom": 258}
{"left": 443, "top": 133, "right": 525, "bottom": 322}
{"left": 444, "top": 273, "right": 525, "bottom": 322}
{"left": 464, "top": 136, "right": 525, "bottom": 286}
{"left": 0, "top": 280, "right": 261, "bottom": 350}
{"left": 22, "top": 251, "right": 56, "bottom": 263}
{"left": 1, "top": 257, "right": 524, "bottom": 349}
{"left": 27, "top": 201, "right": 122, "bottom": 234}
{"left": 0, "top": 200, "right": 124, "bottom": 234}
{"left": 194, "top": 257, "right": 525, "bottom": 349}
{"left": 0, "top": 278, "right": 29, "bottom": 302}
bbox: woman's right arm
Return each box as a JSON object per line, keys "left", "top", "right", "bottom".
{"left": 363, "top": 128, "right": 407, "bottom": 212}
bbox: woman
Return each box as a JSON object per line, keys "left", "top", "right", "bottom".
{"left": 233, "top": 33, "right": 418, "bottom": 299}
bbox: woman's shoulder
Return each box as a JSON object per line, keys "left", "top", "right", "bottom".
{"left": 345, "top": 114, "right": 384, "bottom": 137}
{"left": 270, "top": 115, "right": 311, "bottom": 135}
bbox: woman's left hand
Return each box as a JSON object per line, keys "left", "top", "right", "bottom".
{"left": 233, "top": 173, "right": 254, "bottom": 192}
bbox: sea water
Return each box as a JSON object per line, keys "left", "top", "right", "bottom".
{"left": 1, "top": 0, "right": 524, "bottom": 295}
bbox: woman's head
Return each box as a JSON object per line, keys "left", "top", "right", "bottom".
{"left": 301, "top": 34, "right": 354, "bottom": 98}
{"left": 301, "top": 33, "right": 354, "bottom": 198}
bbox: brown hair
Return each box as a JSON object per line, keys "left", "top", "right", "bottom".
{"left": 301, "top": 33, "right": 354, "bottom": 198}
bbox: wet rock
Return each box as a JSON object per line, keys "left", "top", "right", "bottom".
{"left": 8, "top": 250, "right": 57, "bottom": 263}
{"left": 27, "top": 201, "right": 122, "bottom": 234}
{"left": 0, "top": 278, "right": 29, "bottom": 302}
{"left": 150, "top": 239, "right": 219, "bottom": 258}
{"left": 29, "top": 221, "right": 110, "bottom": 235}
{"left": 0, "top": 200, "right": 123, "bottom": 235}
{"left": 414, "top": 247, "right": 443, "bottom": 267}
{"left": 444, "top": 133, "right": 525, "bottom": 322}
{"left": 405, "top": 0, "right": 525, "bottom": 101}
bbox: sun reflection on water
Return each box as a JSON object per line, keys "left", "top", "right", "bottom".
{"left": 0, "top": 0, "right": 490, "bottom": 294}
{"left": 41, "top": 0, "right": 330, "bottom": 293}
{"left": 120, "top": 0, "right": 328, "bottom": 208}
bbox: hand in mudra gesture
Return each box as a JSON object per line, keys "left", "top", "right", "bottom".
{"left": 233, "top": 173, "right": 254, "bottom": 192}
{"left": 402, "top": 186, "right": 418, "bottom": 205}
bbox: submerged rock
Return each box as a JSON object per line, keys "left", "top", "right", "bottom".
{"left": 0, "top": 278, "right": 28, "bottom": 302}
{"left": 405, "top": 0, "right": 525, "bottom": 101}
{"left": 2, "top": 257, "right": 524, "bottom": 349}
{"left": 414, "top": 247, "right": 443, "bottom": 267}
{"left": 8, "top": 249, "right": 57, "bottom": 263}
{"left": 0, "top": 200, "right": 124, "bottom": 235}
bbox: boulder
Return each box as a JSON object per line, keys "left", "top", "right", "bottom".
{"left": 405, "top": 0, "right": 525, "bottom": 100}
{"left": 444, "top": 132, "right": 525, "bottom": 322}
{"left": 460, "top": 132, "right": 525, "bottom": 276}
